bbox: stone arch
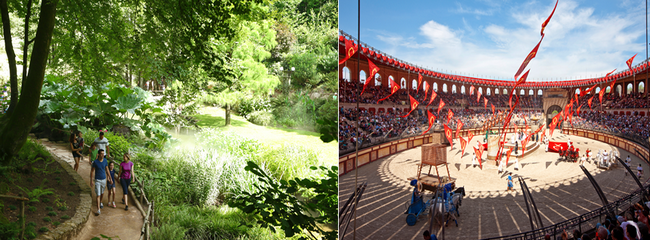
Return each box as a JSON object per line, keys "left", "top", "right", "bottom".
{"left": 342, "top": 66, "right": 350, "bottom": 82}
{"left": 478, "top": 87, "right": 483, "bottom": 95}
{"left": 546, "top": 105, "right": 563, "bottom": 128}
{"left": 443, "top": 84, "right": 448, "bottom": 93}
{"left": 639, "top": 82, "right": 645, "bottom": 93}
{"left": 433, "top": 82, "right": 438, "bottom": 92}
{"left": 374, "top": 73, "right": 382, "bottom": 86}
{"left": 537, "top": 89, "right": 542, "bottom": 95}
{"left": 388, "top": 75, "right": 395, "bottom": 89}
{"left": 359, "top": 70, "right": 366, "bottom": 84}
{"left": 616, "top": 85, "right": 622, "bottom": 96}
{"left": 411, "top": 79, "right": 417, "bottom": 90}
{"left": 486, "top": 88, "right": 491, "bottom": 96}
{"left": 401, "top": 78, "right": 407, "bottom": 89}
{"left": 529, "top": 89, "right": 534, "bottom": 95}
{"left": 605, "top": 86, "right": 611, "bottom": 93}
{"left": 452, "top": 85, "right": 457, "bottom": 94}
{"left": 627, "top": 83, "right": 633, "bottom": 94}
{"left": 494, "top": 88, "right": 499, "bottom": 95}
{"left": 595, "top": 87, "right": 601, "bottom": 93}
{"left": 461, "top": 86, "right": 466, "bottom": 94}
{"left": 520, "top": 89, "right": 525, "bottom": 95}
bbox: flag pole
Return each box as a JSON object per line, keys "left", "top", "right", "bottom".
{"left": 353, "top": 0, "right": 360, "bottom": 239}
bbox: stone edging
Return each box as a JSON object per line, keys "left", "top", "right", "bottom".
{"left": 34, "top": 140, "right": 92, "bottom": 240}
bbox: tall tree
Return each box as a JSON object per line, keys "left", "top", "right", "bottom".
{"left": 0, "top": 0, "right": 58, "bottom": 160}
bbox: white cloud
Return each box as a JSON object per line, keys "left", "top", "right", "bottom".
{"left": 373, "top": 0, "right": 646, "bottom": 80}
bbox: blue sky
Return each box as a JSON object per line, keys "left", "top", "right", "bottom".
{"left": 339, "top": 0, "right": 647, "bottom": 81}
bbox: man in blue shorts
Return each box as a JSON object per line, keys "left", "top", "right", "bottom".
{"left": 423, "top": 230, "right": 438, "bottom": 240}
{"left": 90, "top": 150, "right": 113, "bottom": 215}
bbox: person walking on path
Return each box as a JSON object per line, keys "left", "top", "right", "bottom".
{"left": 507, "top": 172, "right": 514, "bottom": 191}
{"left": 90, "top": 150, "right": 112, "bottom": 215}
{"left": 107, "top": 161, "right": 117, "bottom": 208}
{"left": 70, "top": 132, "right": 82, "bottom": 172}
{"left": 89, "top": 143, "right": 98, "bottom": 165}
{"left": 77, "top": 131, "right": 85, "bottom": 164}
{"left": 119, "top": 153, "right": 134, "bottom": 211}
{"left": 94, "top": 131, "right": 111, "bottom": 160}
{"left": 637, "top": 164, "right": 644, "bottom": 179}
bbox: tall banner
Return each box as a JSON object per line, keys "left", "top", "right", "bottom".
{"left": 549, "top": 113, "right": 560, "bottom": 137}
{"left": 608, "top": 80, "right": 616, "bottom": 95}
{"left": 506, "top": 148, "right": 513, "bottom": 166}
{"left": 606, "top": 69, "right": 616, "bottom": 77}
{"left": 540, "top": 0, "right": 559, "bottom": 36}
{"left": 577, "top": 105, "right": 582, "bottom": 116}
{"left": 427, "top": 90, "right": 438, "bottom": 107}
{"left": 444, "top": 124, "right": 454, "bottom": 148}
{"left": 477, "top": 91, "right": 482, "bottom": 103}
{"left": 599, "top": 88, "right": 605, "bottom": 103}
{"left": 338, "top": 38, "right": 357, "bottom": 65}
{"left": 467, "top": 131, "right": 474, "bottom": 142}
{"left": 417, "top": 73, "right": 423, "bottom": 93}
{"left": 423, "top": 81, "right": 430, "bottom": 102}
{"left": 491, "top": 103, "right": 495, "bottom": 115}
{"left": 377, "top": 77, "right": 400, "bottom": 102}
{"left": 456, "top": 119, "right": 464, "bottom": 139}
{"left": 626, "top": 53, "right": 638, "bottom": 71}
{"left": 400, "top": 95, "right": 420, "bottom": 118}
{"left": 473, "top": 147, "right": 482, "bottom": 168}
{"left": 588, "top": 95, "right": 594, "bottom": 109}
{"left": 437, "top": 100, "right": 445, "bottom": 115}
{"left": 421, "top": 110, "right": 436, "bottom": 136}
{"left": 361, "top": 59, "right": 380, "bottom": 95}
{"left": 514, "top": 39, "right": 542, "bottom": 79}
{"left": 459, "top": 137, "right": 467, "bottom": 156}
{"left": 469, "top": 85, "right": 475, "bottom": 95}
{"left": 447, "top": 109, "right": 454, "bottom": 124}
{"left": 484, "top": 98, "right": 489, "bottom": 110}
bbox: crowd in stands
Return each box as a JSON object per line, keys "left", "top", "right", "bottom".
{"left": 574, "top": 92, "right": 649, "bottom": 110}
{"left": 572, "top": 111, "right": 650, "bottom": 142}
{"left": 339, "top": 79, "right": 542, "bottom": 108}
{"left": 339, "top": 106, "right": 539, "bottom": 152}
{"left": 553, "top": 202, "right": 650, "bottom": 240}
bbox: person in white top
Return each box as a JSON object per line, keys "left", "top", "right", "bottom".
{"left": 567, "top": 138, "right": 571, "bottom": 148}
{"left": 580, "top": 155, "right": 587, "bottom": 166}
{"left": 637, "top": 164, "right": 643, "bottom": 179}
{"left": 472, "top": 152, "right": 478, "bottom": 168}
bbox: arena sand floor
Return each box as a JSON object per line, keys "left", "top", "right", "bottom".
{"left": 339, "top": 132, "right": 648, "bottom": 239}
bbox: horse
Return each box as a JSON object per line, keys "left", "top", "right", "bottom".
{"left": 430, "top": 191, "right": 462, "bottom": 227}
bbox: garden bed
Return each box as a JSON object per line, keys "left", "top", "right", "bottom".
{"left": 0, "top": 140, "right": 84, "bottom": 239}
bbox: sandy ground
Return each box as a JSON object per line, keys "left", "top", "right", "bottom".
{"left": 339, "top": 132, "right": 648, "bottom": 239}
{"left": 37, "top": 138, "right": 143, "bottom": 240}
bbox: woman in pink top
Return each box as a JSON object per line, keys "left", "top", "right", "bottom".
{"left": 119, "top": 153, "right": 134, "bottom": 211}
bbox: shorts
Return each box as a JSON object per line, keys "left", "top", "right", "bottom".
{"left": 72, "top": 152, "right": 81, "bottom": 158}
{"left": 107, "top": 181, "right": 115, "bottom": 190}
{"left": 94, "top": 178, "right": 107, "bottom": 195}
{"left": 121, "top": 178, "right": 132, "bottom": 195}
{"left": 508, "top": 182, "right": 513, "bottom": 188}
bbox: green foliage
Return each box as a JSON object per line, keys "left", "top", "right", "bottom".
{"left": 150, "top": 223, "right": 186, "bottom": 240}
{"left": 61, "top": 215, "right": 70, "bottom": 220}
{"left": 53, "top": 221, "right": 60, "bottom": 226}
{"left": 17, "top": 185, "right": 55, "bottom": 201}
{"left": 58, "top": 206, "right": 67, "bottom": 211}
{"left": 91, "top": 234, "right": 121, "bottom": 240}
{"left": 247, "top": 110, "right": 274, "bottom": 126}
{"left": 41, "top": 197, "right": 49, "bottom": 203}
{"left": 45, "top": 206, "right": 53, "bottom": 211}
{"left": 235, "top": 96, "right": 272, "bottom": 119}
{"left": 47, "top": 211, "right": 57, "bottom": 216}
{"left": 8, "top": 205, "right": 16, "bottom": 210}
{"left": 67, "top": 192, "right": 74, "bottom": 196}
{"left": 28, "top": 206, "right": 36, "bottom": 212}
{"left": 230, "top": 161, "right": 337, "bottom": 239}
{"left": 43, "top": 217, "right": 51, "bottom": 222}
{"left": 81, "top": 129, "right": 133, "bottom": 159}
{"left": 38, "top": 227, "right": 48, "bottom": 232}
{"left": 38, "top": 77, "right": 170, "bottom": 145}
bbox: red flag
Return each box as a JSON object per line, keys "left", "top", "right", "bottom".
{"left": 540, "top": 130, "right": 546, "bottom": 143}
{"left": 574, "top": 94, "right": 579, "bottom": 107}
{"left": 338, "top": 39, "right": 357, "bottom": 65}
{"left": 456, "top": 119, "right": 464, "bottom": 139}
{"left": 608, "top": 80, "right": 616, "bottom": 95}
{"left": 417, "top": 73, "right": 423, "bottom": 93}
{"left": 515, "top": 38, "right": 543, "bottom": 79}
{"left": 626, "top": 53, "right": 638, "bottom": 71}
{"left": 549, "top": 114, "right": 560, "bottom": 137}
{"left": 423, "top": 81, "right": 430, "bottom": 102}
{"left": 606, "top": 69, "right": 616, "bottom": 77}
{"left": 515, "top": 69, "right": 530, "bottom": 87}
{"left": 437, "top": 99, "right": 445, "bottom": 115}
{"left": 577, "top": 105, "right": 582, "bottom": 116}
{"left": 540, "top": 0, "right": 559, "bottom": 36}
{"left": 588, "top": 95, "right": 594, "bottom": 109}
{"left": 484, "top": 98, "right": 489, "bottom": 110}
{"left": 361, "top": 59, "right": 380, "bottom": 95}
{"left": 599, "top": 88, "right": 605, "bottom": 103}
{"left": 444, "top": 124, "right": 454, "bottom": 148}
{"left": 467, "top": 131, "right": 474, "bottom": 142}
{"left": 377, "top": 77, "right": 400, "bottom": 102}
{"left": 477, "top": 91, "right": 482, "bottom": 103}
{"left": 491, "top": 103, "right": 495, "bottom": 114}
{"left": 421, "top": 110, "right": 436, "bottom": 136}
{"left": 522, "top": 135, "right": 531, "bottom": 152}
{"left": 427, "top": 90, "right": 437, "bottom": 107}
{"left": 469, "top": 85, "right": 475, "bottom": 95}
{"left": 447, "top": 109, "right": 454, "bottom": 124}
{"left": 400, "top": 95, "right": 419, "bottom": 118}
{"left": 459, "top": 137, "right": 467, "bottom": 156}
{"left": 506, "top": 148, "right": 513, "bottom": 166}
{"left": 581, "top": 84, "right": 597, "bottom": 97}
{"left": 568, "top": 114, "right": 573, "bottom": 127}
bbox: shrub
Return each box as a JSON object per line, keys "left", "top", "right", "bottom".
{"left": 38, "top": 227, "right": 48, "bottom": 232}
{"left": 58, "top": 206, "right": 67, "bottom": 211}
{"left": 47, "top": 211, "right": 57, "bottom": 216}
{"left": 67, "top": 192, "right": 74, "bottom": 196}
{"left": 41, "top": 198, "right": 50, "bottom": 203}
{"left": 61, "top": 215, "right": 70, "bottom": 220}
{"left": 53, "top": 221, "right": 60, "bottom": 226}
{"left": 247, "top": 110, "right": 273, "bottom": 126}
{"left": 28, "top": 206, "right": 36, "bottom": 212}
{"left": 43, "top": 217, "right": 51, "bottom": 222}
{"left": 8, "top": 205, "right": 16, "bottom": 210}
{"left": 45, "top": 206, "right": 53, "bottom": 211}
{"left": 69, "top": 182, "right": 76, "bottom": 186}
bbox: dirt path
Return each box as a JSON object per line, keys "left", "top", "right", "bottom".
{"left": 339, "top": 133, "right": 648, "bottom": 239}
{"left": 36, "top": 138, "right": 143, "bottom": 240}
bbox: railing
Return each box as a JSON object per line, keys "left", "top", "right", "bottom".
{"left": 482, "top": 185, "right": 649, "bottom": 240}
{"left": 131, "top": 176, "right": 154, "bottom": 240}
{"left": 0, "top": 195, "right": 29, "bottom": 239}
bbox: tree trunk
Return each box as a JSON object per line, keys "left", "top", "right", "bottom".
{"left": 225, "top": 104, "right": 231, "bottom": 126}
{"left": 0, "top": 0, "right": 19, "bottom": 115}
{"left": 0, "top": 0, "right": 58, "bottom": 160}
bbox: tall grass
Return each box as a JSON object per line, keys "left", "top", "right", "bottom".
{"left": 140, "top": 128, "right": 330, "bottom": 239}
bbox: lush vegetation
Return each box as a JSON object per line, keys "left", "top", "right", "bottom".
{"left": 0, "top": 0, "right": 338, "bottom": 239}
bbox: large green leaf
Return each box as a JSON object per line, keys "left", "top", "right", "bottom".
{"left": 112, "top": 94, "right": 142, "bottom": 115}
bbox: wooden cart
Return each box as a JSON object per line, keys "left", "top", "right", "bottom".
{"left": 408, "top": 143, "right": 455, "bottom": 192}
